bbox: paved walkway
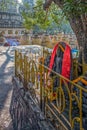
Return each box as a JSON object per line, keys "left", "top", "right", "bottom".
{"left": 0, "top": 47, "right": 14, "bottom": 130}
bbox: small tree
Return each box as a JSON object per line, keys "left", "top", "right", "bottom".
{"left": 22, "top": 0, "right": 70, "bottom": 34}
{"left": 22, "top": 0, "right": 51, "bottom": 31}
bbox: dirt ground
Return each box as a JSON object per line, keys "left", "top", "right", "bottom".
{"left": 0, "top": 47, "right": 14, "bottom": 130}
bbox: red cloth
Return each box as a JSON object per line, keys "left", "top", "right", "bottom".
{"left": 49, "top": 43, "right": 58, "bottom": 74}
{"left": 49, "top": 42, "right": 71, "bottom": 79}
{"left": 61, "top": 44, "right": 71, "bottom": 79}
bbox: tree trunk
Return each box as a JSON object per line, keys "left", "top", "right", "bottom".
{"left": 69, "top": 15, "right": 87, "bottom": 63}
{"left": 44, "top": 0, "right": 87, "bottom": 63}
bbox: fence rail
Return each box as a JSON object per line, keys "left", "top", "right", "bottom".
{"left": 14, "top": 48, "right": 87, "bottom": 130}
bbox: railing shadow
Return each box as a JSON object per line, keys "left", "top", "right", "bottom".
{"left": 0, "top": 47, "right": 14, "bottom": 129}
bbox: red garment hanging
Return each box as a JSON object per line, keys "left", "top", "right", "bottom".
{"left": 48, "top": 43, "right": 58, "bottom": 74}
{"left": 49, "top": 42, "right": 71, "bottom": 79}
{"left": 61, "top": 44, "right": 71, "bottom": 79}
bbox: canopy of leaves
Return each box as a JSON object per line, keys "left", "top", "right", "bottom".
{"left": 63, "top": 0, "right": 87, "bottom": 17}
{"left": 22, "top": 0, "right": 51, "bottom": 30}
{"left": 22, "top": 0, "right": 71, "bottom": 32}
{"left": 0, "top": 0, "right": 16, "bottom": 11}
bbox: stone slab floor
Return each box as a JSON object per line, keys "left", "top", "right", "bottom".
{"left": 0, "top": 47, "right": 14, "bottom": 130}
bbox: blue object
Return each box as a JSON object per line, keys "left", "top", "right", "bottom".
{"left": 71, "top": 49, "right": 79, "bottom": 58}
{"left": 6, "top": 38, "right": 20, "bottom": 46}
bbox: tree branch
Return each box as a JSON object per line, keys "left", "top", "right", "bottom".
{"left": 43, "top": 0, "right": 53, "bottom": 10}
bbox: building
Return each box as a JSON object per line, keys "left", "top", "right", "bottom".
{"left": 0, "top": 0, "right": 25, "bottom": 37}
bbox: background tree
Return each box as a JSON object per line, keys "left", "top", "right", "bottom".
{"left": 22, "top": 0, "right": 52, "bottom": 31}
{"left": 0, "top": 0, "right": 16, "bottom": 11}
{"left": 44, "top": 0, "right": 87, "bottom": 63}
{"left": 22, "top": 0, "right": 72, "bottom": 34}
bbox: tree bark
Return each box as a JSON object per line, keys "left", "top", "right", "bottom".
{"left": 69, "top": 15, "right": 87, "bottom": 63}
{"left": 44, "top": 0, "right": 87, "bottom": 63}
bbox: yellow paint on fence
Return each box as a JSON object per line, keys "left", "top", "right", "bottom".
{"left": 15, "top": 49, "right": 87, "bottom": 130}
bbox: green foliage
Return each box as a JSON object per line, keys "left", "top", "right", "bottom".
{"left": 22, "top": 0, "right": 69, "bottom": 31}
{"left": 22, "top": 0, "right": 51, "bottom": 30}
{"left": 63, "top": 0, "right": 87, "bottom": 16}
{"left": 0, "top": 0, "right": 17, "bottom": 11}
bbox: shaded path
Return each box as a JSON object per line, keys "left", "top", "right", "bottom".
{"left": 0, "top": 47, "right": 14, "bottom": 130}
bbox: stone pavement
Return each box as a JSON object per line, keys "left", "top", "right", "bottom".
{"left": 0, "top": 47, "right": 14, "bottom": 130}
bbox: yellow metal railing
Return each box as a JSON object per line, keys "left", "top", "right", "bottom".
{"left": 15, "top": 49, "right": 87, "bottom": 130}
